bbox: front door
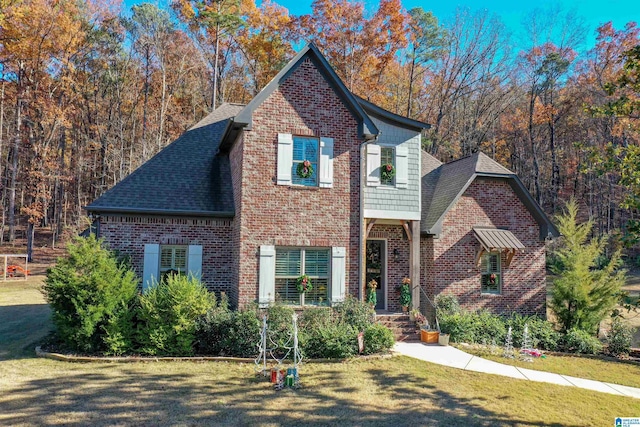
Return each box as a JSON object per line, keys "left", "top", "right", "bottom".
{"left": 366, "top": 240, "right": 386, "bottom": 310}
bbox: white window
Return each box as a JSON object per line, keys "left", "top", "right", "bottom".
{"left": 160, "top": 245, "right": 187, "bottom": 280}
{"left": 380, "top": 146, "right": 395, "bottom": 186}
{"left": 480, "top": 252, "right": 501, "bottom": 294}
{"left": 275, "top": 248, "right": 329, "bottom": 305}
{"left": 291, "top": 136, "right": 319, "bottom": 186}
{"left": 278, "top": 134, "right": 333, "bottom": 187}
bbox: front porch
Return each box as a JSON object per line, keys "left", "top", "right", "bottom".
{"left": 363, "top": 219, "right": 421, "bottom": 313}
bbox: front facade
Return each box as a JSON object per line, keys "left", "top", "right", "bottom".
{"left": 88, "top": 44, "right": 558, "bottom": 316}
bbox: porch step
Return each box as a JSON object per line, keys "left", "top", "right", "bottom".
{"left": 376, "top": 313, "right": 420, "bottom": 342}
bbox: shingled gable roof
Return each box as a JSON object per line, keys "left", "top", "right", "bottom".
{"left": 85, "top": 103, "right": 244, "bottom": 216}
{"left": 218, "top": 43, "right": 379, "bottom": 152}
{"left": 421, "top": 151, "right": 559, "bottom": 240}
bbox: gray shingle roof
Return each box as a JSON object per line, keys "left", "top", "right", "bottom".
{"left": 86, "top": 103, "right": 244, "bottom": 216}
{"left": 420, "top": 152, "right": 558, "bottom": 239}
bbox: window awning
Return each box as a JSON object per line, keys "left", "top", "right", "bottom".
{"left": 473, "top": 227, "right": 525, "bottom": 267}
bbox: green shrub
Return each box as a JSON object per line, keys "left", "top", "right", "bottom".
{"left": 333, "top": 296, "right": 375, "bottom": 332}
{"left": 434, "top": 293, "right": 461, "bottom": 317}
{"left": 562, "top": 328, "right": 603, "bottom": 354}
{"left": 504, "top": 313, "right": 561, "bottom": 351}
{"left": 363, "top": 324, "right": 395, "bottom": 355}
{"left": 473, "top": 310, "right": 506, "bottom": 345}
{"left": 301, "top": 322, "right": 358, "bottom": 359}
{"left": 42, "top": 235, "right": 138, "bottom": 354}
{"left": 264, "top": 303, "right": 296, "bottom": 357}
{"left": 137, "top": 274, "right": 213, "bottom": 356}
{"left": 299, "top": 307, "right": 333, "bottom": 330}
{"left": 439, "top": 312, "right": 477, "bottom": 343}
{"left": 224, "top": 308, "right": 261, "bottom": 356}
{"left": 195, "top": 292, "right": 231, "bottom": 355}
{"left": 606, "top": 318, "right": 634, "bottom": 357}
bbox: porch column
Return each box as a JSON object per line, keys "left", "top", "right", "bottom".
{"left": 410, "top": 219, "right": 420, "bottom": 310}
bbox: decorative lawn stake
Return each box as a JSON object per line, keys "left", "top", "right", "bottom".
{"left": 503, "top": 326, "right": 514, "bottom": 359}
{"left": 255, "top": 314, "right": 269, "bottom": 377}
{"left": 255, "top": 312, "right": 303, "bottom": 390}
{"left": 520, "top": 323, "right": 533, "bottom": 362}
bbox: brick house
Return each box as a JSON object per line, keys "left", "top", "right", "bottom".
{"left": 86, "top": 44, "right": 558, "bottom": 316}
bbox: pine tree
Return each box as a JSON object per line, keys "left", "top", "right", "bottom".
{"left": 550, "top": 199, "right": 626, "bottom": 333}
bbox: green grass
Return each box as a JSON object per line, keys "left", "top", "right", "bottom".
{"left": 1, "top": 279, "right": 639, "bottom": 426}
{"left": 0, "top": 276, "right": 51, "bottom": 360}
{"left": 461, "top": 344, "right": 640, "bottom": 388}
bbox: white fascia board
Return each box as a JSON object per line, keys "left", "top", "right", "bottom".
{"left": 364, "top": 209, "right": 420, "bottom": 220}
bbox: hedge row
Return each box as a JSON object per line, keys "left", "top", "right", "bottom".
{"left": 43, "top": 237, "right": 394, "bottom": 358}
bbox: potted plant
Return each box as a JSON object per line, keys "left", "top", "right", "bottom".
{"left": 366, "top": 279, "right": 377, "bottom": 307}
{"left": 414, "top": 312, "right": 427, "bottom": 328}
{"left": 296, "top": 274, "right": 312, "bottom": 306}
{"left": 409, "top": 308, "right": 420, "bottom": 322}
{"left": 400, "top": 277, "right": 411, "bottom": 312}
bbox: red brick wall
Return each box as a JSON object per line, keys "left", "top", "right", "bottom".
{"left": 429, "top": 177, "right": 547, "bottom": 316}
{"left": 99, "top": 215, "right": 234, "bottom": 296}
{"left": 234, "top": 58, "right": 362, "bottom": 307}
{"left": 367, "top": 224, "right": 411, "bottom": 312}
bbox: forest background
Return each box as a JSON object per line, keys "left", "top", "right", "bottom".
{"left": 1, "top": 0, "right": 640, "bottom": 259}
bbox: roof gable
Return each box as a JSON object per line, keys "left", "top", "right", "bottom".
{"left": 219, "top": 43, "right": 379, "bottom": 152}
{"left": 421, "top": 152, "right": 558, "bottom": 239}
{"left": 85, "top": 104, "right": 242, "bottom": 216}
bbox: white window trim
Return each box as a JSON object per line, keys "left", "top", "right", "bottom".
{"left": 160, "top": 245, "right": 188, "bottom": 274}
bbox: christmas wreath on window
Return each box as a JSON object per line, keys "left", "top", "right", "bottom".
{"left": 381, "top": 163, "right": 395, "bottom": 181}
{"left": 296, "top": 274, "right": 313, "bottom": 293}
{"left": 488, "top": 273, "right": 497, "bottom": 285}
{"left": 296, "top": 160, "right": 314, "bottom": 178}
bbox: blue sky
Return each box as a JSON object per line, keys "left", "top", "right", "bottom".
{"left": 125, "top": 0, "right": 640, "bottom": 48}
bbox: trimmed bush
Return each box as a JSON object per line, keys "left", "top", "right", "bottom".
{"left": 302, "top": 322, "right": 358, "bottom": 359}
{"left": 504, "top": 313, "right": 561, "bottom": 351}
{"left": 137, "top": 274, "right": 213, "bottom": 356}
{"left": 562, "top": 329, "right": 603, "bottom": 354}
{"left": 606, "top": 318, "right": 634, "bottom": 357}
{"left": 333, "top": 296, "right": 375, "bottom": 332}
{"left": 435, "top": 293, "right": 461, "bottom": 317}
{"left": 439, "top": 312, "right": 477, "bottom": 343}
{"left": 363, "top": 324, "right": 395, "bottom": 355}
{"left": 43, "top": 235, "right": 138, "bottom": 354}
{"left": 264, "top": 304, "right": 296, "bottom": 357}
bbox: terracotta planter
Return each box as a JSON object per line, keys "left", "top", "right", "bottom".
{"left": 420, "top": 330, "right": 439, "bottom": 343}
{"left": 402, "top": 306, "right": 408, "bottom": 313}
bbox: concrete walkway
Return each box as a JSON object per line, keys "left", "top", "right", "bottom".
{"left": 393, "top": 342, "right": 640, "bottom": 399}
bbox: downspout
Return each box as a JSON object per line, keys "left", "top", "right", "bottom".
{"left": 359, "top": 134, "right": 377, "bottom": 301}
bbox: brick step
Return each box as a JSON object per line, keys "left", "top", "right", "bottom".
{"left": 395, "top": 334, "right": 421, "bottom": 342}
{"left": 376, "top": 314, "right": 410, "bottom": 322}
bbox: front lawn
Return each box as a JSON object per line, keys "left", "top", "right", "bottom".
{"left": 1, "top": 356, "right": 639, "bottom": 426}
{"left": 1, "top": 279, "right": 638, "bottom": 426}
{"left": 461, "top": 344, "right": 640, "bottom": 388}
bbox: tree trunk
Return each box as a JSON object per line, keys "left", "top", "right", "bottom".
{"left": 406, "top": 53, "right": 416, "bottom": 117}
{"left": 528, "top": 87, "right": 541, "bottom": 204}
{"left": 26, "top": 222, "right": 34, "bottom": 262}
{"left": 9, "top": 70, "right": 22, "bottom": 243}
{"left": 212, "top": 21, "right": 220, "bottom": 110}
